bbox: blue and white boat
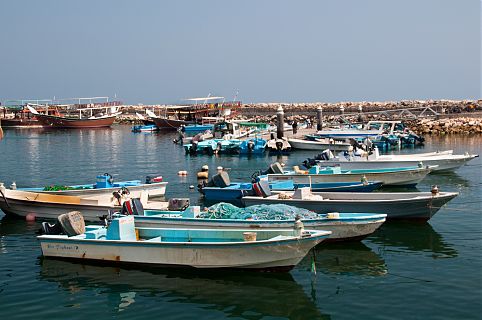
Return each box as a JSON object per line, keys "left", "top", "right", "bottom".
{"left": 184, "top": 139, "right": 242, "bottom": 155}
{"left": 201, "top": 180, "right": 382, "bottom": 202}
{"left": 38, "top": 214, "right": 330, "bottom": 271}
{"left": 267, "top": 163, "right": 431, "bottom": 187}
{"left": 131, "top": 203, "right": 387, "bottom": 242}
{"left": 132, "top": 124, "right": 159, "bottom": 132}
{"left": 239, "top": 137, "right": 267, "bottom": 155}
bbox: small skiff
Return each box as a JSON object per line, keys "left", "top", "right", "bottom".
{"left": 38, "top": 215, "right": 331, "bottom": 271}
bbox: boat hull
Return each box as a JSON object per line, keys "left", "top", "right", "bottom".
{"left": 38, "top": 231, "right": 327, "bottom": 270}
{"left": 317, "top": 155, "right": 478, "bottom": 172}
{"left": 153, "top": 118, "right": 195, "bottom": 130}
{"left": 0, "top": 118, "right": 43, "bottom": 128}
{"left": 35, "top": 114, "right": 117, "bottom": 128}
{"left": 21, "top": 182, "right": 167, "bottom": 199}
{"left": 135, "top": 213, "right": 386, "bottom": 241}
{"left": 289, "top": 138, "right": 351, "bottom": 151}
{"left": 267, "top": 168, "right": 430, "bottom": 186}
{"left": 242, "top": 191, "right": 458, "bottom": 221}
{"left": 0, "top": 189, "right": 168, "bottom": 221}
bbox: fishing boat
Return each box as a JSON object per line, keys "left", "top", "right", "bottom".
{"left": 266, "top": 136, "right": 291, "bottom": 154}
{"left": 266, "top": 163, "right": 431, "bottom": 187}
{"left": 288, "top": 137, "right": 352, "bottom": 151}
{"left": 314, "top": 148, "right": 478, "bottom": 172}
{"left": 198, "top": 172, "right": 382, "bottom": 204}
{"left": 152, "top": 96, "right": 241, "bottom": 130}
{"left": 239, "top": 137, "right": 267, "bottom": 155}
{"left": 132, "top": 112, "right": 159, "bottom": 132}
{"left": 133, "top": 203, "right": 387, "bottom": 242}
{"left": 0, "top": 187, "right": 169, "bottom": 221}
{"left": 38, "top": 214, "right": 331, "bottom": 271}
{"left": 16, "top": 174, "right": 167, "bottom": 199}
{"left": 27, "top": 98, "right": 122, "bottom": 129}
{"left": 242, "top": 187, "right": 458, "bottom": 221}
{"left": 174, "top": 123, "right": 214, "bottom": 145}
{"left": 184, "top": 138, "right": 242, "bottom": 155}
{"left": 1, "top": 100, "right": 49, "bottom": 128}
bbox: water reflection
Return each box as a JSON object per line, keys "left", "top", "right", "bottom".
{"left": 424, "top": 171, "right": 471, "bottom": 189}
{"left": 298, "top": 242, "right": 387, "bottom": 277}
{"left": 367, "top": 221, "right": 458, "bottom": 258}
{"left": 38, "top": 259, "right": 329, "bottom": 319}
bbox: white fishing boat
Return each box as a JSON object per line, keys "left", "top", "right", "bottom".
{"left": 38, "top": 214, "right": 331, "bottom": 271}
{"left": 267, "top": 165, "right": 431, "bottom": 187}
{"left": 134, "top": 204, "right": 386, "bottom": 242}
{"left": 315, "top": 148, "right": 478, "bottom": 172}
{"left": 242, "top": 188, "right": 458, "bottom": 221}
{"left": 16, "top": 174, "right": 167, "bottom": 199}
{"left": 288, "top": 137, "right": 352, "bottom": 151}
{"left": 0, "top": 187, "right": 168, "bottom": 221}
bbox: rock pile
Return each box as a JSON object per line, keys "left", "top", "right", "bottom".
{"left": 241, "top": 99, "right": 481, "bottom": 115}
{"left": 407, "top": 118, "right": 482, "bottom": 135}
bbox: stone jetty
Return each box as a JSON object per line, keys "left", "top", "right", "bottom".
{"left": 117, "top": 99, "right": 482, "bottom": 135}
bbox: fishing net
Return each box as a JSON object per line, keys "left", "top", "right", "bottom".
{"left": 200, "top": 202, "right": 319, "bottom": 220}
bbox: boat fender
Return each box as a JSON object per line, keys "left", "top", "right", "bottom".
{"left": 326, "top": 212, "right": 340, "bottom": 219}
{"left": 58, "top": 211, "right": 86, "bottom": 236}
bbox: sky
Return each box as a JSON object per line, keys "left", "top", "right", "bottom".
{"left": 0, "top": 0, "right": 480, "bottom": 104}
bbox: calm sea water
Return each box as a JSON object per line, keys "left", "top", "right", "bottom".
{"left": 0, "top": 126, "right": 481, "bottom": 320}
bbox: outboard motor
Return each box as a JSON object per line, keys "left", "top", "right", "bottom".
{"left": 41, "top": 211, "right": 86, "bottom": 236}
{"left": 216, "top": 141, "right": 223, "bottom": 154}
{"left": 211, "top": 171, "right": 231, "bottom": 188}
{"left": 247, "top": 140, "right": 255, "bottom": 152}
{"left": 145, "top": 175, "right": 163, "bottom": 184}
{"left": 168, "top": 198, "right": 190, "bottom": 211}
{"left": 189, "top": 141, "right": 198, "bottom": 155}
{"left": 121, "top": 198, "right": 144, "bottom": 216}
{"left": 275, "top": 139, "right": 284, "bottom": 151}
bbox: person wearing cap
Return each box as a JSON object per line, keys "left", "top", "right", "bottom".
{"left": 216, "top": 166, "right": 223, "bottom": 174}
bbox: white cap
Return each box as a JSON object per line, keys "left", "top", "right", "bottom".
{"left": 217, "top": 166, "right": 223, "bottom": 170}
{"left": 202, "top": 165, "right": 209, "bottom": 170}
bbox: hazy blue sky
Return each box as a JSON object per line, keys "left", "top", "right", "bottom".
{"left": 0, "top": 0, "right": 480, "bottom": 104}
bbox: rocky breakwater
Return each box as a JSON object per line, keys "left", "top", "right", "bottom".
{"left": 240, "top": 99, "right": 481, "bottom": 116}
{"left": 408, "top": 118, "right": 482, "bottom": 135}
